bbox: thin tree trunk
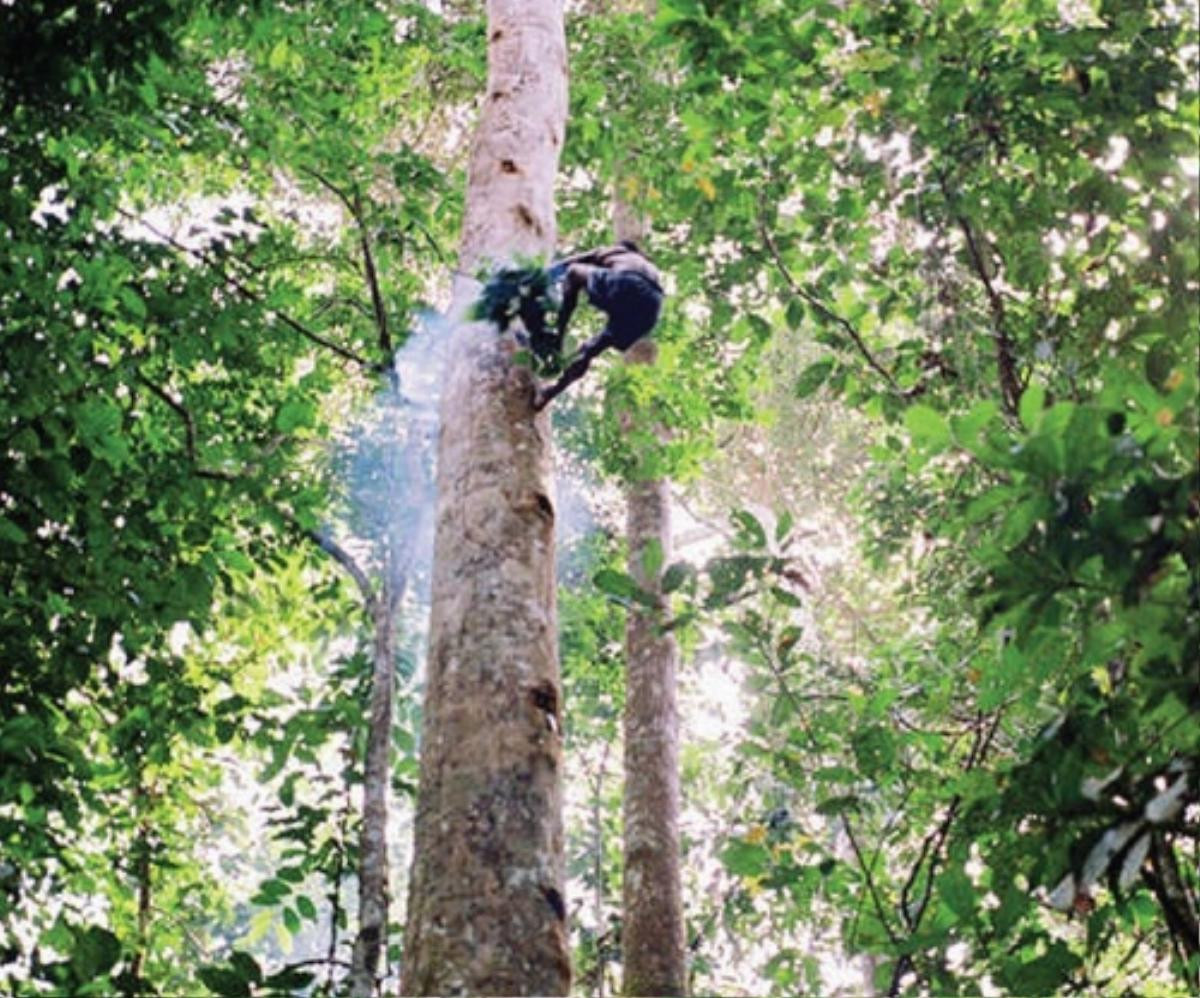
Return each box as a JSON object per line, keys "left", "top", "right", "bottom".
{"left": 401, "top": 2, "right": 570, "bottom": 994}
{"left": 350, "top": 379, "right": 419, "bottom": 995}
{"left": 349, "top": 596, "right": 397, "bottom": 996}
{"left": 615, "top": 202, "right": 686, "bottom": 992}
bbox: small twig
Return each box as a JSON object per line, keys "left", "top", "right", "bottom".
{"left": 285, "top": 956, "right": 354, "bottom": 971}
{"left": 888, "top": 711, "right": 1004, "bottom": 996}
{"left": 954, "top": 214, "right": 1022, "bottom": 415}
{"left": 299, "top": 168, "right": 397, "bottom": 375}
{"left": 844, "top": 817, "right": 903, "bottom": 952}
{"left": 933, "top": 173, "right": 1022, "bottom": 415}
{"left": 135, "top": 372, "right": 239, "bottom": 482}
{"left": 299, "top": 165, "right": 358, "bottom": 216}
{"left": 355, "top": 192, "right": 395, "bottom": 365}
{"left": 315, "top": 295, "right": 376, "bottom": 322}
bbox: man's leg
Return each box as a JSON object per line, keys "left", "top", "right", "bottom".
{"left": 532, "top": 330, "right": 611, "bottom": 410}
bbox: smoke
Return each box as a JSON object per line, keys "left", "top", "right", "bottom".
{"left": 335, "top": 305, "right": 614, "bottom": 611}
{"left": 331, "top": 310, "right": 451, "bottom": 621}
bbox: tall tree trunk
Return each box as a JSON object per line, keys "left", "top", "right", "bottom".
{"left": 401, "top": 2, "right": 570, "bottom": 994}
{"left": 615, "top": 203, "right": 686, "bottom": 992}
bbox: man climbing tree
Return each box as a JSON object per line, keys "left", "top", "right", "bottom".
{"left": 534, "top": 240, "right": 664, "bottom": 409}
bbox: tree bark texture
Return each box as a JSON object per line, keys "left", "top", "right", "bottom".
{"left": 401, "top": 2, "right": 569, "bottom": 995}
{"left": 616, "top": 205, "right": 686, "bottom": 992}
{"left": 621, "top": 465, "right": 685, "bottom": 996}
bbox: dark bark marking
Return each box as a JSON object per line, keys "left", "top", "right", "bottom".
{"left": 533, "top": 491, "right": 554, "bottom": 522}
{"left": 541, "top": 885, "right": 566, "bottom": 920}
{"left": 529, "top": 680, "right": 558, "bottom": 716}
{"left": 515, "top": 204, "right": 543, "bottom": 236}
{"left": 499, "top": 158, "right": 520, "bottom": 174}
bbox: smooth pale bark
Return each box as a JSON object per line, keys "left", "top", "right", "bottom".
{"left": 401, "top": 2, "right": 570, "bottom": 995}
{"left": 616, "top": 200, "right": 686, "bottom": 993}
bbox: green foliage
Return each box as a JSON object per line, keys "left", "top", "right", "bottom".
{"left": 2, "top": 0, "right": 441, "bottom": 991}
{"left": 470, "top": 260, "right": 564, "bottom": 372}
{"left": 653, "top": 0, "right": 1198, "bottom": 991}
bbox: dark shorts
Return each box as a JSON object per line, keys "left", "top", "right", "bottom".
{"left": 586, "top": 269, "right": 663, "bottom": 351}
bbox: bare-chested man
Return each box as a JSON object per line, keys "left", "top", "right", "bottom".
{"left": 533, "top": 240, "right": 664, "bottom": 410}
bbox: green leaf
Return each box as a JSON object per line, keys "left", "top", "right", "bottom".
{"left": 731, "top": 509, "right": 767, "bottom": 549}
{"left": 265, "top": 968, "right": 317, "bottom": 989}
{"left": 661, "top": 561, "right": 694, "bottom": 594}
{"left": 639, "top": 537, "right": 664, "bottom": 578}
{"left": 1019, "top": 384, "right": 1046, "bottom": 431}
{"left": 1145, "top": 339, "right": 1176, "bottom": 389}
{"left": 816, "top": 795, "right": 861, "bottom": 816}
{"left": 720, "top": 839, "right": 769, "bottom": 877}
{"left": 0, "top": 517, "right": 28, "bottom": 545}
{"left": 199, "top": 966, "right": 252, "bottom": 997}
{"left": 296, "top": 894, "right": 318, "bottom": 920}
{"left": 795, "top": 359, "right": 835, "bottom": 398}
{"left": 938, "top": 866, "right": 976, "bottom": 920}
{"left": 904, "top": 404, "right": 950, "bottom": 449}
{"left": 851, "top": 725, "right": 896, "bottom": 777}
{"left": 771, "top": 585, "right": 803, "bottom": 608}
{"left": 775, "top": 510, "right": 794, "bottom": 543}
{"left": 1001, "top": 941, "right": 1082, "bottom": 993}
{"left": 276, "top": 399, "right": 316, "bottom": 432}
{"left": 282, "top": 906, "right": 302, "bottom": 934}
{"left": 229, "top": 951, "right": 263, "bottom": 984}
{"left": 268, "top": 41, "right": 290, "bottom": 71}
{"left": 951, "top": 400, "right": 999, "bottom": 445}
{"left": 70, "top": 926, "right": 121, "bottom": 979}
{"left": 118, "top": 285, "right": 147, "bottom": 319}
{"left": 593, "top": 568, "right": 638, "bottom": 601}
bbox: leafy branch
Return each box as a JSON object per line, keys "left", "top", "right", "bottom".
{"left": 134, "top": 373, "right": 239, "bottom": 483}
{"left": 935, "top": 174, "right": 1023, "bottom": 416}
{"left": 757, "top": 212, "right": 902, "bottom": 395}
{"left": 135, "top": 369, "right": 378, "bottom": 613}
{"left": 116, "top": 208, "right": 377, "bottom": 372}
{"left": 888, "top": 709, "right": 1003, "bottom": 996}
{"left": 297, "top": 166, "right": 396, "bottom": 376}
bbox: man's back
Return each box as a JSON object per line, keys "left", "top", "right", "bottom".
{"left": 592, "top": 245, "right": 661, "bottom": 287}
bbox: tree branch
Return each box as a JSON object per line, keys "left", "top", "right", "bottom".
{"left": 953, "top": 213, "right": 1022, "bottom": 416}
{"left": 282, "top": 510, "right": 378, "bottom": 614}
{"left": 758, "top": 215, "right": 902, "bottom": 394}
{"left": 117, "top": 207, "right": 377, "bottom": 372}
{"left": 889, "top": 710, "right": 1003, "bottom": 996}
{"left": 137, "top": 363, "right": 381, "bottom": 620}
{"left": 933, "top": 174, "right": 1023, "bottom": 415}
{"left": 299, "top": 168, "right": 397, "bottom": 374}
{"left": 135, "top": 372, "right": 239, "bottom": 482}
{"left": 843, "top": 817, "right": 903, "bottom": 952}
{"left": 357, "top": 194, "right": 395, "bottom": 367}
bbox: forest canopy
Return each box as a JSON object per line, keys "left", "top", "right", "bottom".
{"left": 1, "top": 0, "right": 1197, "bottom": 995}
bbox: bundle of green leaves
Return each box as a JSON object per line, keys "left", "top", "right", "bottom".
{"left": 470, "top": 261, "right": 563, "bottom": 372}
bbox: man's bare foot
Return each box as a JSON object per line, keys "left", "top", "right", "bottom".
{"left": 531, "top": 385, "right": 548, "bottom": 411}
